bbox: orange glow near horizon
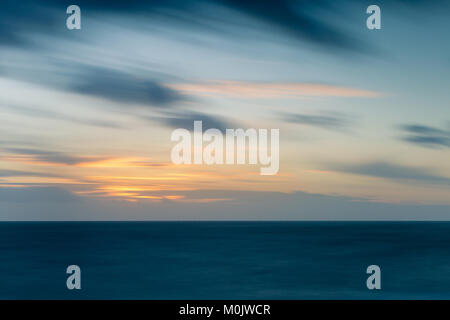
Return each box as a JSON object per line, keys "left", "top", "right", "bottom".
{"left": 0, "top": 145, "right": 296, "bottom": 202}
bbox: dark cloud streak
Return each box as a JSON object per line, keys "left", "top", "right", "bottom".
{"left": 399, "top": 124, "right": 450, "bottom": 148}
{"left": 281, "top": 111, "right": 352, "bottom": 131}
{"left": 0, "top": 169, "right": 60, "bottom": 178}
{"left": 2, "top": 147, "right": 107, "bottom": 166}
{"left": 2, "top": 0, "right": 442, "bottom": 53}
{"left": 331, "top": 161, "right": 450, "bottom": 185}
{"left": 70, "top": 66, "right": 182, "bottom": 107}
{"left": 155, "top": 110, "right": 232, "bottom": 131}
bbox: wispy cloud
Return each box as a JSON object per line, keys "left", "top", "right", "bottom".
{"left": 169, "top": 81, "right": 381, "bottom": 99}
{"left": 399, "top": 123, "right": 450, "bottom": 148}
{"left": 77, "top": 158, "right": 170, "bottom": 168}
{"left": 280, "top": 111, "right": 352, "bottom": 131}
{"left": 331, "top": 161, "right": 450, "bottom": 185}
{"left": 155, "top": 110, "right": 232, "bottom": 131}
{"left": 0, "top": 169, "right": 60, "bottom": 178}
{"left": 1, "top": 148, "right": 106, "bottom": 166}
{"left": 2, "top": 0, "right": 442, "bottom": 55}
{"left": 0, "top": 0, "right": 370, "bottom": 53}
{"left": 1, "top": 148, "right": 167, "bottom": 168}
{"left": 0, "top": 104, "right": 124, "bottom": 129}
{"left": 69, "top": 66, "right": 182, "bottom": 107}
{"left": 2, "top": 61, "right": 183, "bottom": 109}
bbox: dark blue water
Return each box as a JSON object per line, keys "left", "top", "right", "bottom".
{"left": 1, "top": 222, "right": 450, "bottom": 299}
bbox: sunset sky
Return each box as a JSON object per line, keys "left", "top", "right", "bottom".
{"left": 1, "top": 0, "right": 449, "bottom": 220}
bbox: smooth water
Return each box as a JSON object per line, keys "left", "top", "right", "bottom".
{"left": 1, "top": 222, "right": 449, "bottom": 299}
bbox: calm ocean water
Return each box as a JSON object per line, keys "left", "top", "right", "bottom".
{"left": 1, "top": 222, "right": 450, "bottom": 299}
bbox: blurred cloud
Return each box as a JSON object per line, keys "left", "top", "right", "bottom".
{"left": 1, "top": 147, "right": 168, "bottom": 169}
{"left": 331, "top": 161, "right": 450, "bottom": 185}
{"left": 0, "top": 0, "right": 363, "bottom": 53}
{"left": 0, "top": 104, "right": 125, "bottom": 129}
{"left": 1, "top": 61, "right": 184, "bottom": 109}
{"left": 0, "top": 169, "right": 60, "bottom": 178}
{"left": 1, "top": 147, "right": 108, "bottom": 166}
{"left": 155, "top": 110, "right": 232, "bottom": 131}
{"left": 280, "top": 111, "right": 352, "bottom": 131}
{"left": 170, "top": 81, "right": 381, "bottom": 99}
{"left": 1, "top": 0, "right": 443, "bottom": 54}
{"left": 399, "top": 124, "right": 450, "bottom": 148}
{"left": 69, "top": 66, "right": 182, "bottom": 107}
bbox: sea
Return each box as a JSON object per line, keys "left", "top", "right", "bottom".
{"left": 0, "top": 221, "right": 449, "bottom": 299}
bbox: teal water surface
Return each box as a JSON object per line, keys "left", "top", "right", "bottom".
{"left": 0, "top": 222, "right": 449, "bottom": 299}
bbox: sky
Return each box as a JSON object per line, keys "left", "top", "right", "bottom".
{"left": 0, "top": 0, "right": 449, "bottom": 220}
